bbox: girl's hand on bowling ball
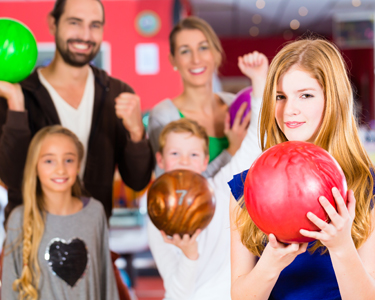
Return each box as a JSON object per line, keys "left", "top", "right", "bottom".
{"left": 262, "top": 234, "right": 308, "bottom": 272}
{"left": 114, "top": 92, "right": 144, "bottom": 142}
{"left": 160, "top": 229, "right": 201, "bottom": 260}
{"left": 0, "top": 81, "right": 24, "bottom": 111}
{"left": 224, "top": 102, "right": 251, "bottom": 156}
{"left": 300, "top": 188, "right": 356, "bottom": 254}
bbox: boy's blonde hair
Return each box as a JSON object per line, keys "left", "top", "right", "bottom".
{"left": 159, "top": 119, "right": 209, "bottom": 156}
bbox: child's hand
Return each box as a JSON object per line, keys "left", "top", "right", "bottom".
{"left": 161, "top": 229, "right": 201, "bottom": 260}
{"left": 238, "top": 51, "right": 268, "bottom": 80}
{"left": 0, "top": 81, "right": 24, "bottom": 111}
{"left": 238, "top": 51, "right": 268, "bottom": 99}
{"left": 224, "top": 102, "right": 251, "bottom": 156}
{"left": 261, "top": 234, "right": 308, "bottom": 273}
{"left": 300, "top": 188, "right": 356, "bottom": 254}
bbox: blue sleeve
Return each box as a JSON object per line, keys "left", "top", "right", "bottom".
{"left": 227, "top": 170, "right": 248, "bottom": 202}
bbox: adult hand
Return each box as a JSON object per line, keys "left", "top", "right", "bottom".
{"left": 261, "top": 234, "right": 308, "bottom": 274}
{"left": 300, "top": 188, "right": 355, "bottom": 254}
{"left": 238, "top": 51, "right": 269, "bottom": 99}
{"left": 224, "top": 102, "right": 251, "bottom": 156}
{"left": 160, "top": 229, "right": 201, "bottom": 260}
{"left": 0, "top": 81, "right": 25, "bottom": 111}
{"left": 114, "top": 92, "right": 144, "bottom": 142}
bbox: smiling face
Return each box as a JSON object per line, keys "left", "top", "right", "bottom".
{"left": 37, "top": 134, "right": 80, "bottom": 195}
{"left": 51, "top": 0, "right": 104, "bottom": 67}
{"left": 156, "top": 132, "right": 209, "bottom": 174}
{"left": 275, "top": 66, "right": 325, "bottom": 143}
{"left": 170, "top": 29, "right": 218, "bottom": 87}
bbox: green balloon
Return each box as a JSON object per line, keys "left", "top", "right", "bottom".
{"left": 0, "top": 18, "right": 38, "bottom": 83}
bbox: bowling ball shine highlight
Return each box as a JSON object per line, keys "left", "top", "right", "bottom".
{"left": 244, "top": 141, "right": 347, "bottom": 243}
{"left": 0, "top": 18, "right": 38, "bottom": 83}
{"left": 148, "top": 169, "right": 215, "bottom": 237}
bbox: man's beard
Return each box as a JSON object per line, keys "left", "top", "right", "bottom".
{"left": 56, "top": 36, "right": 100, "bottom": 67}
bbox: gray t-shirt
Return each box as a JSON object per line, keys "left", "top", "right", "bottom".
{"left": 2, "top": 198, "right": 119, "bottom": 300}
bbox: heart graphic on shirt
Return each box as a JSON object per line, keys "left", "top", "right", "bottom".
{"left": 45, "top": 238, "right": 88, "bottom": 287}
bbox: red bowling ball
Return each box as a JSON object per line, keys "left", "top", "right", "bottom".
{"left": 244, "top": 141, "right": 348, "bottom": 243}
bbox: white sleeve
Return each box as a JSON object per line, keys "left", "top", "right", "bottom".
{"left": 147, "top": 220, "right": 199, "bottom": 299}
{"left": 202, "top": 150, "right": 232, "bottom": 178}
{"left": 212, "top": 94, "right": 263, "bottom": 187}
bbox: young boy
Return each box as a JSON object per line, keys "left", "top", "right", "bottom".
{"left": 147, "top": 50, "right": 268, "bottom": 300}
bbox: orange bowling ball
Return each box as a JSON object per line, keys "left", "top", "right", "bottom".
{"left": 147, "top": 169, "right": 215, "bottom": 237}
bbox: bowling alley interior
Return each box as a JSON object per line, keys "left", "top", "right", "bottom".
{"left": 1, "top": 0, "right": 375, "bottom": 299}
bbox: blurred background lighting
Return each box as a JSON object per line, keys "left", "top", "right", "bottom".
{"left": 283, "top": 30, "right": 294, "bottom": 40}
{"left": 252, "top": 14, "right": 262, "bottom": 24}
{"left": 352, "top": 0, "right": 361, "bottom": 7}
{"left": 249, "top": 26, "right": 260, "bottom": 37}
{"left": 256, "top": 0, "right": 266, "bottom": 10}
{"left": 290, "top": 19, "right": 300, "bottom": 30}
{"left": 299, "top": 7, "right": 308, "bottom": 17}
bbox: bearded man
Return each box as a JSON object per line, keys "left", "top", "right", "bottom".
{"left": 0, "top": 0, "right": 154, "bottom": 222}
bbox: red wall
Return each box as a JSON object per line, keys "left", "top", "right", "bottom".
{"left": 0, "top": 0, "right": 183, "bottom": 111}
{"left": 342, "top": 48, "right": 374, "bottom": 122}
{"left": 219, "top": 36, "right": 287, "bottom": 77}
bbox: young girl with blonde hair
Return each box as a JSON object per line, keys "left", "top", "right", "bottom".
{"left": 2, "top": 125, "right": 119, "bottom": 300}
{"left": 229, "top": 39, "right": 375, "bottom": 300}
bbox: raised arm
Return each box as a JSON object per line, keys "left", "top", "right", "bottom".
{"left": 0, "top": 82, "right": 31, "bottom": 219}
{"left": 238, "top": 51, "right": 268, "bottom": 101}
{"left": 0, "top": 81, "right": 25, "bottom": 112}
{"left": 201, "top": 150, "right": 232, "bottom": 178}
{"left": 114, "top": 84, "right": 154, "bottom": 191}
{"left": 212, "top": 52, "right": 268, "bottom": 186}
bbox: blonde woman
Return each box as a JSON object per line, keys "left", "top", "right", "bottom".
{"left": 229, "top": 39, "right": 375, "bottom": 300}
{"left": 148, "top": 16, "right": 267, "bottom": 177}
{"left": 2, "top": 126, "right": 119, "bottom": 300}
